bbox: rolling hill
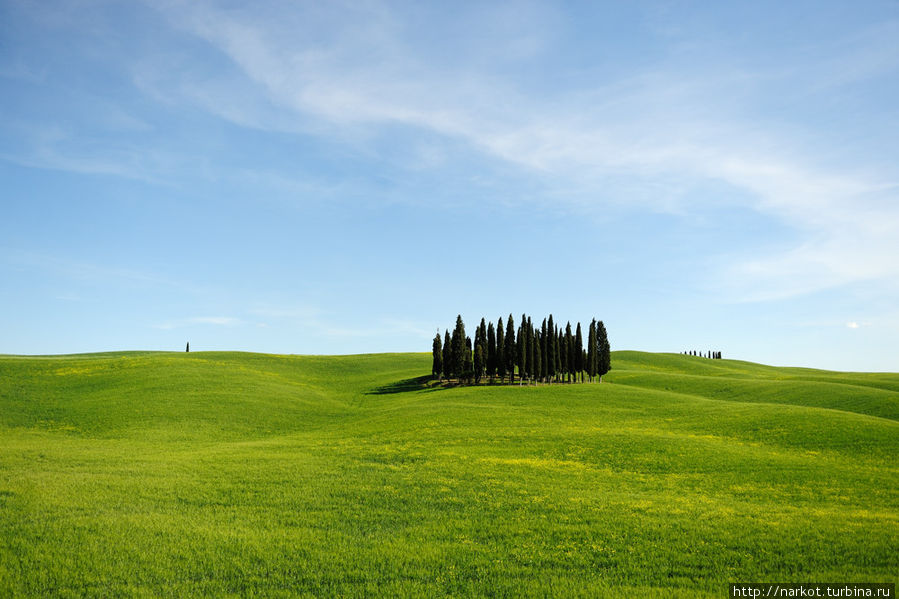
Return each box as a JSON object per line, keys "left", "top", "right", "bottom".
{"left": 1, "top": 351, "right": 896, "bottom": 597}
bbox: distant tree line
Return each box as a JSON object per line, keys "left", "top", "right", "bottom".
{"left": 683, "top": 350, "right": 722, "bottom": 359}
{"left": 431, "top": 314, "right": 610, "bottom": 385}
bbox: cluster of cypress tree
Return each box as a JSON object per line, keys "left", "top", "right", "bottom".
{"left": 431, "top": 314, "right": 610, "bottom": 385}
{"left": 683, "top": 350, "right": 722, "bottom": 359}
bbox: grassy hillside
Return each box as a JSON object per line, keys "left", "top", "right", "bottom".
{"left": 1, "top": 351, "right": 897, "bottom": 597}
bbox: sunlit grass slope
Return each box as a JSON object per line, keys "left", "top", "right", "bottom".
{"left": 1, "top": 351, "right": 897, "bottom": 597}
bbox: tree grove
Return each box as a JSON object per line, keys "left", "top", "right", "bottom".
{"left": 433, "top": 314, "right": 611, "bottom": 385}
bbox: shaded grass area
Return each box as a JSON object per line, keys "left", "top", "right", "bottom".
{"left": 367, "top": 375, "right": 436, "bottom": 395}
{"left": 1, "top": 351, "right": 897, "bottom": 597}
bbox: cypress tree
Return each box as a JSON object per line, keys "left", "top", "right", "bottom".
{"left": 541, "top": 318, "right": 549, "bottom": 383}
{"left": 546, "top": 315, "right": 556, "bottom": 383}
{"left": 564, "top": 322, "right": 573, "bottom": 383}
{"left": 486, "top": 322, "right": 497, "bottom": 381}
{"left": 516, "top": 324, "right": 524, "bottom": 384}
{"left": 575, "top": 322, "right": 584, "bottom": 383}
{"left": 478, "top": 328, "right": 488, "bottom": 381}
{"left": 554, "top": 325, "right": 562, "bottom": 383}
{"left": 496, "top": 317, "right": 506, "bottom": 382}
{"left": 474, "top": 343, "right": 484, "bottom": 384}
{"left": 534, "top": 329, "right": 543, "bottom": 384}
{"left": 527, "top": 317, "right": 535, "bottom": 385}
{"left": 505, "top": 314, "right": 516, "bottom": 384}
{"left": 569, "top": 322, "right": 577, "bottom": 383}
{"left": 451, "top": 315, "right": 466, "bottom": 382}
{"left": 473, "top": 319, "right": 485, "bottom": 381}
{"left": 517, "top": 318, "right": 527, "bottom": 383}
{"left": 587, "top": 319, "right": 597, "bottom": 382}
{"left": 520, "top": 313, "right": 529, "bottom": 382}
{"left": 186, "top": 342, "right": 189, "bottom": 353}
{"left": 597, "top": 320, "right": 611, "bottom": 382}
{"left": 443, "top": 331, "right": 452, "bottom": 379}
{"left": 463, "top": 337, "right": 474, "bottom": 384}
{"left": 432, "top": 331, "right": 443, "bottom": 379}
{"left": 560, "top": 326, "right": 569, "bottom": 383}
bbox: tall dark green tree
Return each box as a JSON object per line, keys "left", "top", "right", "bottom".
{"left": 587, "top": 319, "right": 597, "bottom": 382}
{"left": 505, "top": 314, "right": 516, "bottom": 384}
{"left": 554, "top": 325, "right": 562, "bottom": 383}
{"left": 541, "top": 318, "right": 549, "bottom": 383}
{"left": 443, "top": 330, "right": 452, "bottom": 379}
{"left": 474, "top": 342, "right": 484, "bottom": 384}
{"left": 546, "top": 315, "right": 556, "bottom": 383}
{"left": 597, "top": 320, "right": 611, "bottom": 382}
{"left": 560, "top": 325, "right": 569, "bottom": 383}
{"left": 432, "top": 331, "right": 443, "bottom": 379}
{"left": 568, "top": 323, "right": 578, "bottom": 383}
{"left": 451, "top": 315, "right": 466, "bottom": 382}
{"left": 516, "top": 323, "right": 526, "bottom": 384}
{"left": 486, "top": 322, "right": 497, "bottom": 381}
{"left": 527, "top": 317, "right": 535, "bottom": 385}
{"left": 463, "top": 336, "right": 474, "bottom": 384}
{"left": 518, "top": 314, "right": 528, "bottom": 380}
{"left": 473, "top": 318, "right": 487, "bottom": 382}
{"left": 575, "top": 322, "right": 584, "bottom": 383}
{"left": 515, "top": 324, "right": 522, "bottom": 383}
{"left": 496, "top": 317, "right": 506, "bottom": 382}
{"left": 471, "top": 318, "right": 487, "bottom": 359}
{"left": 534, "top": 329, "right": 543, "bottom": 383}
{"left": 564, "top": 322, "right": 573, "bottom": 383}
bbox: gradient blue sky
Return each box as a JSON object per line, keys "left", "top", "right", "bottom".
{"left": 2, "top": 1, "right": 898, "bottom": 371}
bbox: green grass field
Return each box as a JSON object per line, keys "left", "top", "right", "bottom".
{"left": 1, "top": 351, "right": 896, "bottom": 597}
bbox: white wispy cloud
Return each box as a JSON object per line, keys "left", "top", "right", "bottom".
{"left": 9, "top": 1, "right": 896, "bottom": 305}
{"left": 139, "top": 1, "right": 899, "bottom": 303}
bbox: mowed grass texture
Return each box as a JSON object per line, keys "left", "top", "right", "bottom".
{"left": 1, "top": 351, "right": 896, "bottom": 597}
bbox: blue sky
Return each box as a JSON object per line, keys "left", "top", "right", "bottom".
{"left": 2, "top": 1, "right": 898, "bottom": 371}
